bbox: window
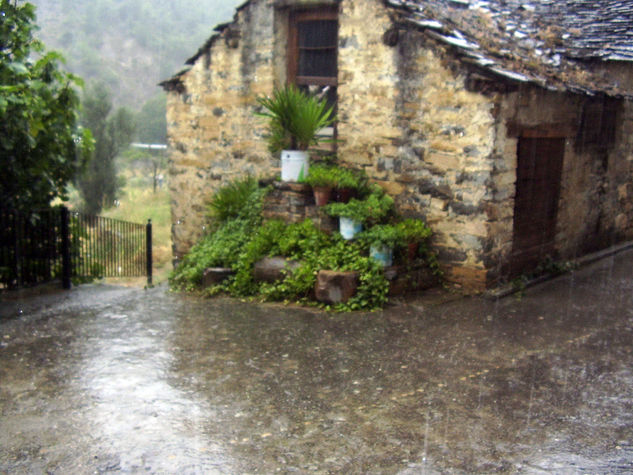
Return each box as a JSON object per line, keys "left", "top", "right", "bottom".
{"left": 577, "top": 96, "right": 619, "bottom": 150}
{"left": 288, "top": 7, "right": 338, "bottom": 119}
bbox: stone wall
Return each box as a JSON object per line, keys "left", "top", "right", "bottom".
{"left": 487, "top": 85, "right": 633, "bottom": 283}
{"left": 337, "top": 2, "right": 496, "bottom": 289}
{"left": 163, "top": 0, "right": 633, "bottom": 290}
{"left": 165, "top": 0, "right": 499, "bottom": 289}
{"left": 166, "top": 0, "right": 276, "bottom": 259}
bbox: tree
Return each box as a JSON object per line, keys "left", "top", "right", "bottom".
{"left": 133, "top": 92, "right": 167, "bottom": 193}
{"left": 77, "top": 82, "right": 135, "bottom": 214}
{"left": 0, "top": 0, "right": 93, "bottom": 212}
{"left": 135, "top": 92, "right": 166, "bottom": 144}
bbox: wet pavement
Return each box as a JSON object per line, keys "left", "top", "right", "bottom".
{"left": 1, "top": 251, "right": 633, "bottom": 474}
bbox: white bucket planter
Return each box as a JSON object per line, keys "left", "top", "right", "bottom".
{"left": 339, "top": 217, "right": 362, "bottom": 240}
{"left": 370, "top": 244, "right": 393, "bottom": 267}
{"left": 281, "top": 150, "right": 309, "bottom": 182}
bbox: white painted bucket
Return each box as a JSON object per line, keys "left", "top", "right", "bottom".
{"left": 370, "top": 244, "right": 393, "bottom": 267}
{"left": 339, "top": 217, "right": 362, "bottom": 240}
{"left": 280, "top": 150, "right": 309, "bottom": 182}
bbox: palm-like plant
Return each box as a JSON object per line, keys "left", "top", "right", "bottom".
{"left": 256, "top": 85, "right": 336, "bottom": 153}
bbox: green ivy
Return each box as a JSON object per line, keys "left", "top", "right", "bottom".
{"left": 171, "top": 178, "right": 437, "bottom": 311}
{"left": 169, "top": 218, "right": 255, "bottom": 291}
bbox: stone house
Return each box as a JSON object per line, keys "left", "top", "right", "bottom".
{"left": 160, "top": 0, "right": 633, "bottom": 291}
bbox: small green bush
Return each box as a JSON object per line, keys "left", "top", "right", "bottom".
{"left": 325, "top": 185, "right": 394, "bottom": 224}
{"left": 360, "top": 223, "right": 401, "bottom": 248}
{"left": 169, "top": 218, "right": 254, "bottom": 291}
{"left": 397, "top": 218, "right": 432, "bottom": 243}
{"left": 303, "top": 164, "right": 339, "bottom": 188}
{"left": 206, "top": 176, "right": 267, "bottom": 225}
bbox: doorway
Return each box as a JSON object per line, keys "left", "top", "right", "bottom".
{"left": 511, "top": 137, "right": 565, "bottom": 275}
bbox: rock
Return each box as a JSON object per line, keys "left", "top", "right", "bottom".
{"left": 202, "top": 267, "right": 235, "bottom": 287}
{"left": 314, "top": 270, "right": 359, "bottom": 304}
{"left": 253, "top": 257, "right": 301, "bottom": 283}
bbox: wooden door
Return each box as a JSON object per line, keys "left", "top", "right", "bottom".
{"left": 511, "top": 137, "right": 565, "bottom": 275}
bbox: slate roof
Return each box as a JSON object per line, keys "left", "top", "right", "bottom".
{"left": 386, "top": 0, "right": 633, "bottom": 97}
{"left": 162, "top": 0, "right": 633, "bottom": 98}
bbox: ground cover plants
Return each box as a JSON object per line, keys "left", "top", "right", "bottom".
{"left": 170, "top": 176, "right": 438, "bottom": 311}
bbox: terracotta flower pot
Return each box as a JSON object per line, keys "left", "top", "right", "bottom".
{"left": 313, "top": 186, "right": 333, "bottom": 206}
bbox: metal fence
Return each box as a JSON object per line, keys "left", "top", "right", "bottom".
{"left": 0, "top": 207, "right": 152, "bottom": 290}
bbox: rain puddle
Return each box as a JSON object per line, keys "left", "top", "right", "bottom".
{"left": 1, "top": 250, "right": 632, "bottom": 473}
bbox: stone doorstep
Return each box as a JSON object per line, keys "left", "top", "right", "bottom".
{"left": 262, "top": 180, "right": 338, "bottom": 233}
{"left": 270, "top": 181, "right": 312, "bottom": 194}
{"left": 314, "top": 263, "right": 438, "bottom": 304}
{"left": 315, "top": 270, "right": 360, "bottom": 304}
{"left": 253, "top": 257, "right": 301, "bottom": 283}
{"left": 484, "top": 239, "right": 633, "bottom": 299}
{"left": 202, "top": 267, "right": 235, "bottom": 287}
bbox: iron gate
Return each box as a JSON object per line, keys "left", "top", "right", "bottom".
{"left": 0, "top": 207, "right": 152, "bottom": 290}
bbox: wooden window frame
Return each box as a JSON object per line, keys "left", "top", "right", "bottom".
{"left": 287, "top": 7, "right": 339, "bottom": 87}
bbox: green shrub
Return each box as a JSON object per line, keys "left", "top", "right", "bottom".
{"left": 325, "top": 185, "right": 394, "bottom": 224}
{"left": 229, "top": 218, "right": 332, "bottom": 297}
{"left": 206, "top": 176, "right": 267, "bottom": 225}
{"left": 397, "top": 218, "right": 432, "bottom": 243}
{"left": 302, "top": 164, "right": 339, "bottom": 188}
{"left": 360, "top": 224, "right": 401, "bottom": 249}
{"left": 336, "top": 166, "right": 367, "bottom": 191}
{"left": 169, "top": 218, "right": 254, "bottom": 291}
{"left": 171, "top": 176, "right": 435, "bottom": 311}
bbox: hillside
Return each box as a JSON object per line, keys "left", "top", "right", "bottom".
{"left": 30, "top": 0, "right": 243, "bottom": 109}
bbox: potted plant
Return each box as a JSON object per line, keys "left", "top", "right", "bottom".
{"left": 334, "top": 167, "right": 365, "bottom": 203}
{"left": 325, "top": 198, "right": 370, "bottom": 239}
{"left": 325, "top": 187, "right": 394, "bottom": 239}
{"left": 360, "top": 224, "right": 401, "bottom": 267}
{"left": 397, "top": 218, "right": 432, "bottom": 261}
{"left": 303, "top": 164, "right": 339, "bottom": 206}
{"left": 256, "top": 85, "right": 335, "bottom": 182}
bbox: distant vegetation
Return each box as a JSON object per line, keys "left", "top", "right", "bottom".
{"left": 29, "top": 0, "right": 242, "bottom": 109}
{"left": 27, "top": 0, "right": 243, "bottom": 214}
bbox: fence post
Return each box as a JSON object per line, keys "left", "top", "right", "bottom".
{"left": 11, "top": 211, "right": 20, "bottom": 289}
{"left": 146, "top": 219, "right": 153, "bottom": 286}
{"left": 61, "top": 206, "right": 71, "bottom": 290}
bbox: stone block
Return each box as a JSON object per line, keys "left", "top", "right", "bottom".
{"left": 202, "top": 267, "right": 235, "bottom": 287}
{"left": 443, "top": 265, "right": 487, "bottom": 292}
{"left": 315, "top": 270, "right": 359, "bottom": 304}
{"left": 305, "top": 208, "right": 338, "bottom": 233}
{"left": 374, "top": 180, "right": 405, "bottom": 196}
{"left": 254, "top": 257, "right": 301, "bottom": 283}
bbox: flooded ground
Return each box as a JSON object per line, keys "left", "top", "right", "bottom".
{"left": 1, "top": 250, "right": 633, "bottom": 474}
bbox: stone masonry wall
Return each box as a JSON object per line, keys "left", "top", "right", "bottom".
{"left": 165, "top": 0, "right": 499, "bottom": 289}
{"left": 165, "top": 0, "right": 632, "bottom": 290}
{"left": 487, "top": 85, "right": 633, "bottom": 283}
{"left": 337, "top": 1, "right": 497, "bottom": 289}
{"left": 166, "top": 0, "right": 276, "bottom": 259}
